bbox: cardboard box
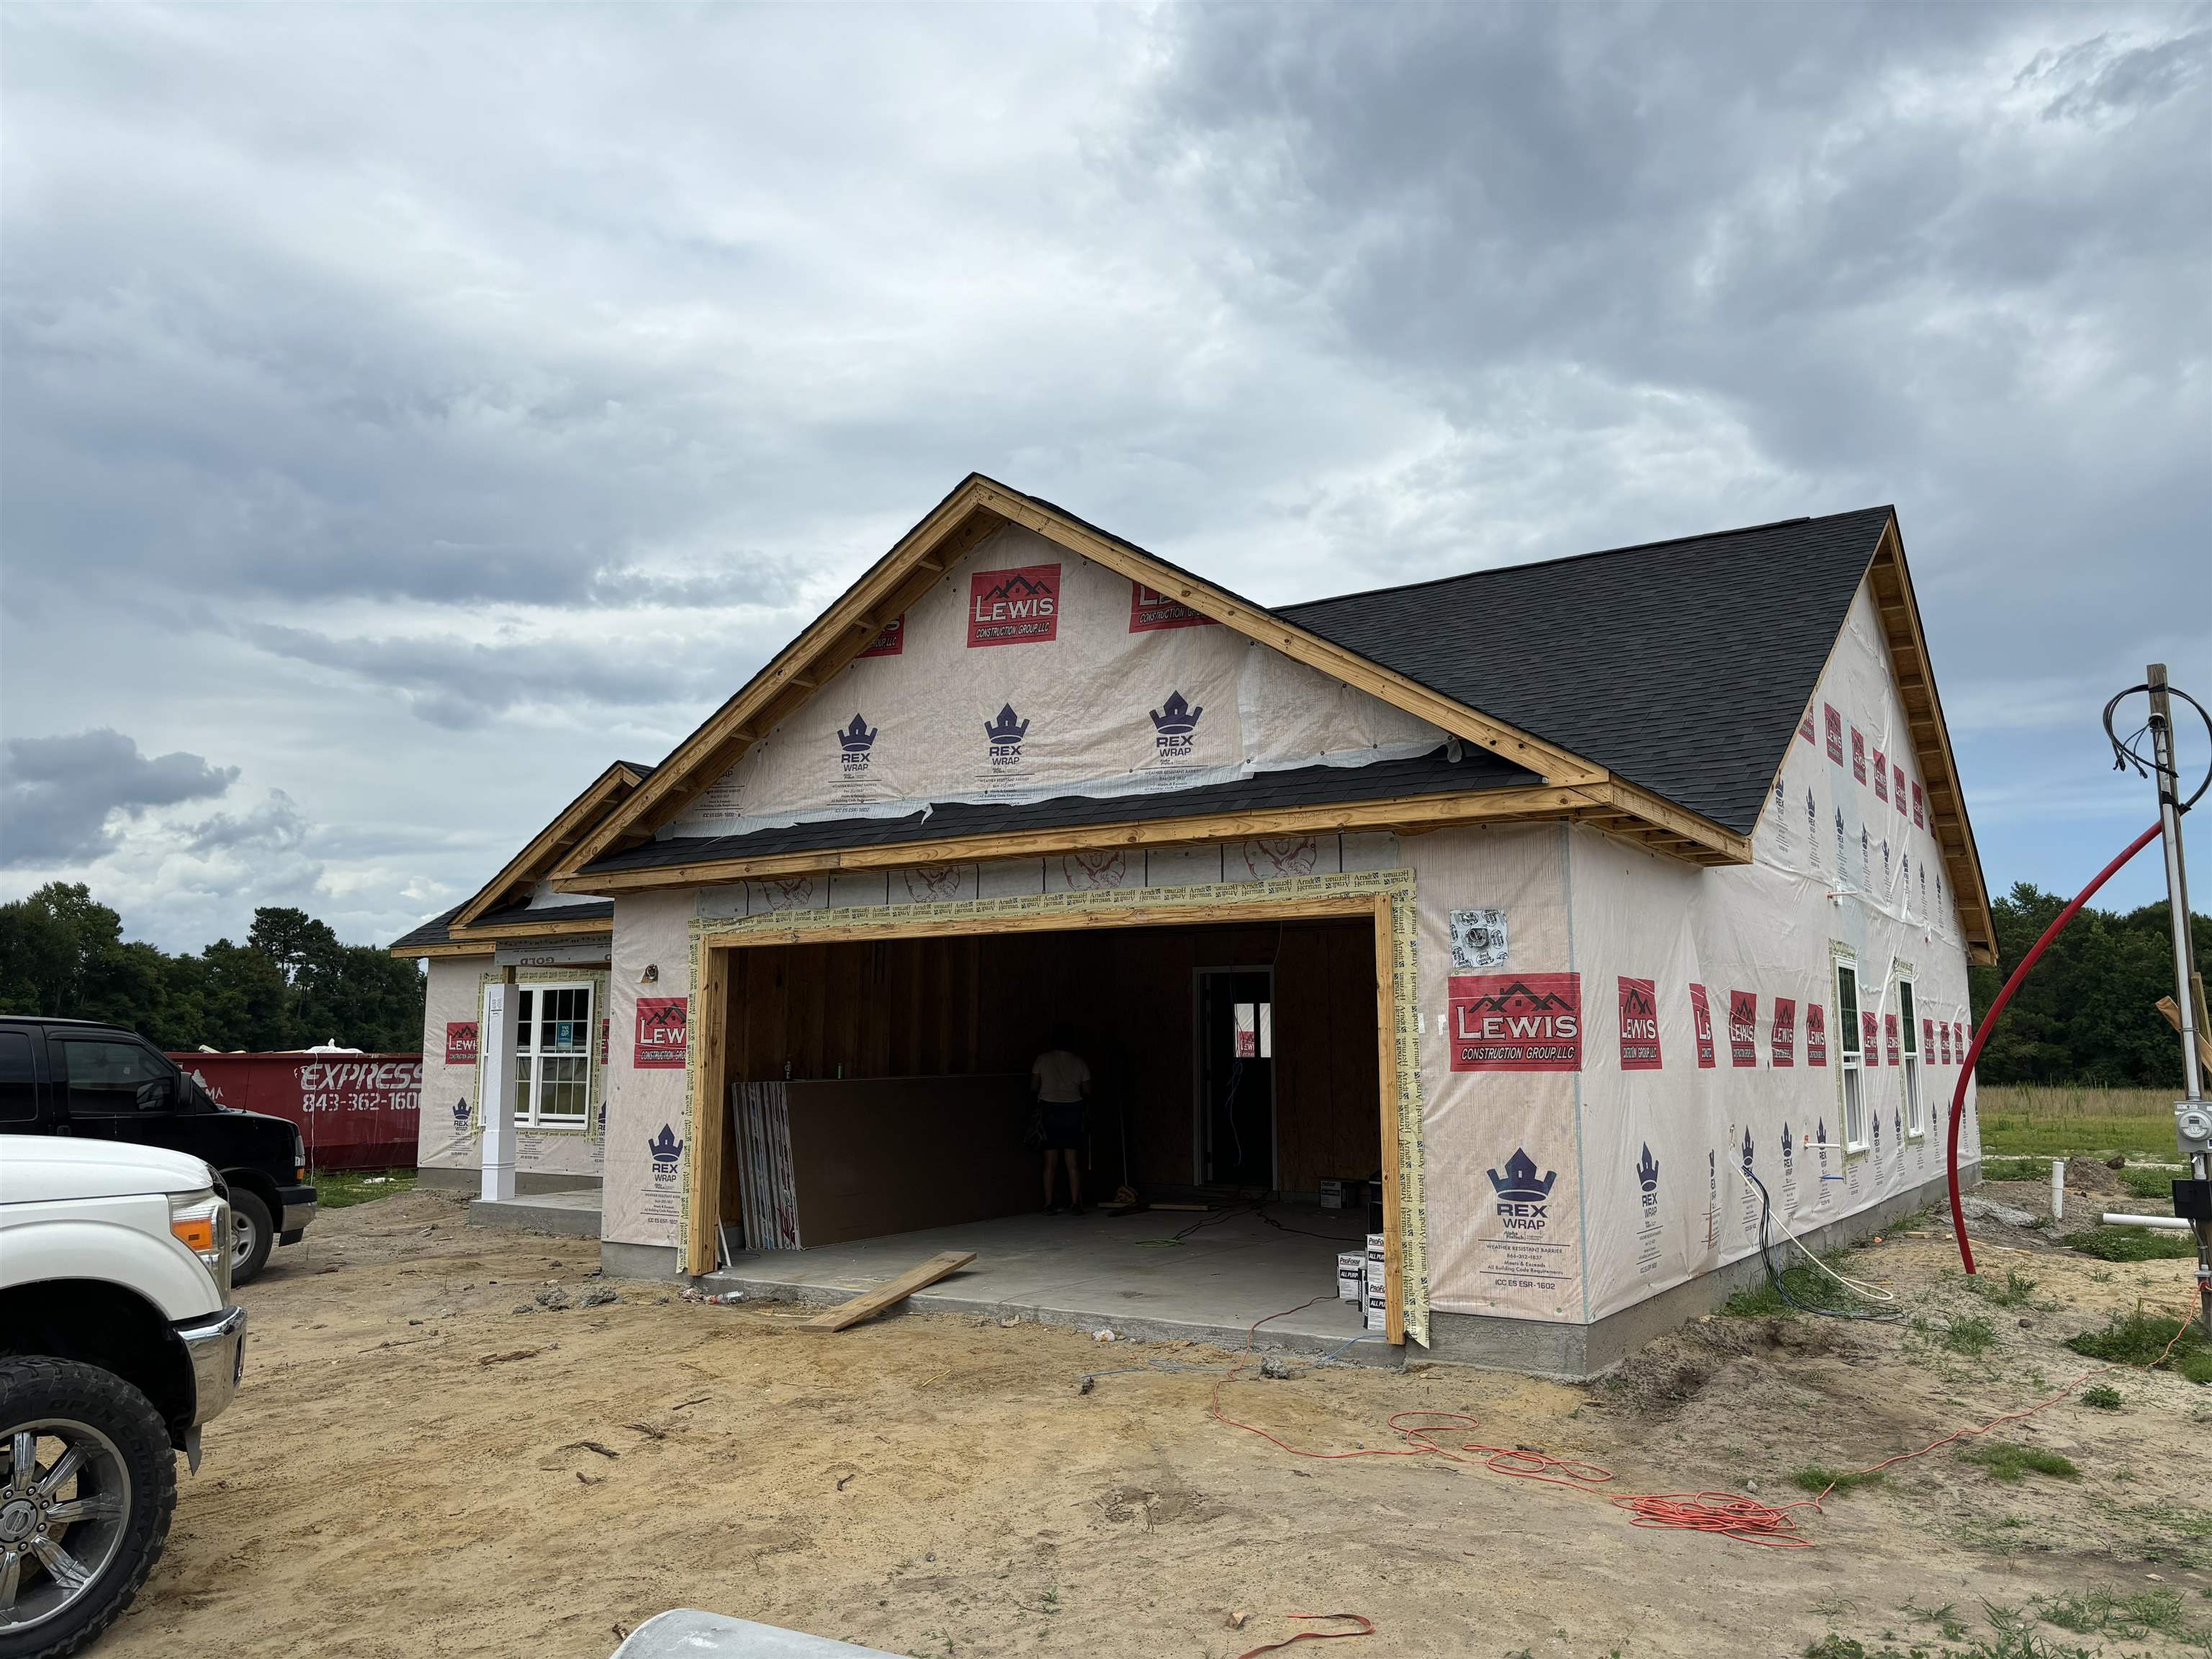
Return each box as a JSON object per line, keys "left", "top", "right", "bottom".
{"left": 1320, "top": 1177, "right": 1367, "bottom": 1211}
{"left": 1336, "top": 1252, "right": 1364, "bottom": 1303}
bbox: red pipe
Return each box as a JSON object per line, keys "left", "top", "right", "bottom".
{"left": 1948, "top": 822, "right": 2164, "bottom": 1274}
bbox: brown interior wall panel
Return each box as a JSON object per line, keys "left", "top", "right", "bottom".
{"left": 719, "top": 919, "right": 1380, "bottom": 1233}
{"left": 783, "top": 1074, "right": 1034, "bottom": 1246}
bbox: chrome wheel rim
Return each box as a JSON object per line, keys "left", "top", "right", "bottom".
{"left": 0, "top": 1420, "right": 132, "bottom": 1632}
{"left": 231, "top": 1208, "right": 259, "bottom": 1271}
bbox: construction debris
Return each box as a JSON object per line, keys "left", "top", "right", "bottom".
{"left": 802, "top": 1251, "right": 976, "bottom": 1333}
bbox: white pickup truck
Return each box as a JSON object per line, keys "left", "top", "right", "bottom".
{"left": 0, "top": 1135, "right": 247, "bottom": 1659}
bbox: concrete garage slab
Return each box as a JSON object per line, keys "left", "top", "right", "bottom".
{"left": 698, "top": 1205, "right": 1395, "bottom": 1361}
{"left": 467, "top": 1187, "right": 603, "bottom": 1238}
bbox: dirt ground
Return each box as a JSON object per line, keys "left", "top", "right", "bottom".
{"left": 102, "top": 1189, "right": 2211, "bottom": 1659}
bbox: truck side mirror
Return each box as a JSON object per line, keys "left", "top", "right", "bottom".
{"left": 136, "top": 1073, "right": 179, "bottom": 1112}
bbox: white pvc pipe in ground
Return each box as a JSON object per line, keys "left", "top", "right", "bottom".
{"left": 2052, "top": 1159, "right": 2064, "bottom": 1222}
{"left": 2100, "top": 1211, "right": 2193, "bottom": 1232}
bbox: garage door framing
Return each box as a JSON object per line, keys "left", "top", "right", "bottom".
{"left": 680, "top": 871, "right": 1429, "bottom": 1345}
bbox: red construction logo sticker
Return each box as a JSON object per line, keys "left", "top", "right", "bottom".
{"left": 1894, "top": 764, "right": 1907, "bottom": 814}
{"left": 857, "top": 613, "right": 905, "bottom": 658}
{"left": 1689, "top": 983, "right": 1717, "bottom": 1069}
{"left": 444, "top": 1022, "right": 478, "bottom": 1066}
{"left": 1807, "top": 1002, "right": 1827, "bottom": 1067}
{"left": 1912, "top": 782, "right": 1925, "bottom": 827}
{"left": 1861, "top": 1010, "right": 1880, "bottom": 1066}
{"left": 1728, "top": 990, "right": 1758, "bottom": 1067}
{"left": 1448, "top": 974, "right": 1582, "bottom": 1072}
{"left": 1884, "top": 1012, "right": 1901, "bottom": 1066}
{"left": 1851, "top": 727, "right": 1867, "bottom": 783}
{"left": 967, "top": 565, "right": 1061, "bottom": 648}
{"left": 1771, "top": 997, "right": 1796, "bottom": 1068}
{"left": 1617, "top": 976, "right": 1663, "bottom": 1071}
{"left": 1825, "top": 705, "right": 1844, "bottom": 765}
{"left": 1872, "top": 748, "right": 1888, "bottom": 801}
{"left": 634, "top": 997, "right": 689, "bottom": 1069}
{"left": 1128, "top": 581, "right": 1215, "bottom": 633}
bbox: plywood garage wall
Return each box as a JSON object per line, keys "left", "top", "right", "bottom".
{"left": 718, "top": 919, "right": 1379, "bottom": 1197}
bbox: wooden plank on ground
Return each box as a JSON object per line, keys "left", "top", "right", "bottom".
{"left": 802, "top": 1251, "right": 976, "bottom": 1332}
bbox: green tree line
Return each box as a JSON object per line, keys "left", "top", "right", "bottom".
{"left": 0, "top": 882, "right": 426, "bottom": 1053}
{"left": 1969, "top": 882, "right": 2211, "bottom": 1087}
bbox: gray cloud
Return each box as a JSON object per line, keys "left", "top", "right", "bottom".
{"left": 1, "top": 728, "right": 238, "bottom": 866}
{"left": 1, "top": 4, "right": 2205, "bottom": 948}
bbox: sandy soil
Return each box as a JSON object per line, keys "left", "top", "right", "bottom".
{"left": 99, "top": 1190, "right": 2211, "bottom": 1659}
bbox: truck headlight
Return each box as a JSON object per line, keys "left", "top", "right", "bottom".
{"left": 169, "top": 1189, "right": 225, "bottom": 1264}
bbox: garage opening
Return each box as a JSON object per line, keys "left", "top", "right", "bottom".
{"left": 696, "top": 912, "right": 1393, "bottom": 1351}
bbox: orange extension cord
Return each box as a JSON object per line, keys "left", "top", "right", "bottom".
{"left": 1207, "top": 1292, "right": 2203, "bottom": 1550}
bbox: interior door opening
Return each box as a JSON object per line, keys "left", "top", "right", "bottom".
{"left": 1196, "top": 966, "right": 1275, "bottom": 1190}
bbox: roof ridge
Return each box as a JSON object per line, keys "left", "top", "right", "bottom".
{"left": 1277, "top": 505, "right": 1892, "bottom": 615}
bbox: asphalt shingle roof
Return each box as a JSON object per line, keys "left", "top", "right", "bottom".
{"left": 1275, "top": 507, "right": 1895, "bottom": 835}
{"left": 579, "top": 744, "right": 1537, "bottom": 876}
{"left": 388, "top": 899, "right": 615, "bottom": 954}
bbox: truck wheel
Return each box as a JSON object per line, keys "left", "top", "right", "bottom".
{"left": 228, "top": 1191, "right": 274, "bottom": 1287}
{"left": 0, "top": 1357, "right": 176, "bottom": 1659}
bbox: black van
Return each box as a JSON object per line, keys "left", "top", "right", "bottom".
{"left": 0, "top": 1016, "right": 316, "bottom": 1283}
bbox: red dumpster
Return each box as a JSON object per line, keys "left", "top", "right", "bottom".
{"left": 168, "top": 1052, "right": 421, "bottom": 1171}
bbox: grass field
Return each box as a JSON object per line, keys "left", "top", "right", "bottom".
{"left": 1974, "top": 1084, "right": 2179, "bottom": 1159}
{"left": 310, "top": 1168, "right": 419, "bottom": 1209}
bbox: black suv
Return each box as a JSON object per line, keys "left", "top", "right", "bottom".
{"left": 0, "top": 1016, "right": 316, "bottom": 1284}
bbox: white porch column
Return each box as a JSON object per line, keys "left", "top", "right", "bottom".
{"left": 480, "top": 971, "right": 522, "bottom": 1202}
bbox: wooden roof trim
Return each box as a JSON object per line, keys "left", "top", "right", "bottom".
{"left": 388, "top": 940, "right": 494, "bottom": 961}
{"left": 450, "top": 761, "right": 649, "bottom": 933}
{"left": 1864, "top": 521, "right": 1996, "bottom": 965}
{"left": 559, "top": 475, "right": 1637, "bottom": 879}
{"left": 561, "top": 783, "right": 1599, "bottom": 892}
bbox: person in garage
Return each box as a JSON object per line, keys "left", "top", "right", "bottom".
{"left": 1032, "top": 1026, "right": 1092, "bottom": 1215}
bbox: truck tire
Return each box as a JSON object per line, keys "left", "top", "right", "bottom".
{"left": 228, "top": 1190, "right": 274, "bottom": 1287}
{"left": 0, "top": 1357, "right": 176, "bottom": 1659}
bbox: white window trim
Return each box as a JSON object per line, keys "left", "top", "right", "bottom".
{"left": 1835, "top": 952, "right": 1869, "bottom": 1156}
{"left": 511, "top": 979, "right": 596, "bottom": 1128}
{"left": 1898, "top": 963, "right": 1923, "bottom": 1141}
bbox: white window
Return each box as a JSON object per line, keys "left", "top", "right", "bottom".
{"left": 1899, "top": 974, "right": 1923, "bottom": 1137}
{"left": 1836, "top": 957, "right": 1867, "bottom": 1153}
{"left": 510, "top": 982, "right": 594, "bottom": 1126}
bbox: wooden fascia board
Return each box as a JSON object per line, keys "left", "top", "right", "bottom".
{"left": 1568, "top": 779, "right": 1749, "bottom": 863}
{"left": 1865, "top": 523, "right": 1997, "bottom": 963}
{"left": 973, "top": 482, "right": 1608, "bottom": 788}
{"left": 700, "top": 887, "right": 1390, "bottom": 951}
{"left": 559, "top": 784, "right": 1592, "bottom": 893}
{"left": 452, "top": 763, "right": 645, "bottom": 932}
{"left": 563, "top": 483, "right": 1005, "bottom": 873}
{"left": 447, "top": 914, "right": 613, "bottom": 943}
{"left": 390, "top": 940, "right": 494, "bottom": 961}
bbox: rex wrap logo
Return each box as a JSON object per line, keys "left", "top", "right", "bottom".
{"left": 1487, "top": 1148, "right": 1557, "bottom": 1234}
{"left": 1636, "top": 1143, "right": 1660, "bottom": 1218}
{"left": 1148, "top": 689, "right": 1204, "bottom": 763}
{"left": 836, "top": 714, "right": 878, "bottom": 778}
{"left": 966, "top": 564, "right": 1061, "bottom": 647}
{"left": 647, "top": 1123, "right": 683, "bottom": 1184}
{"left": 984, "top": 703, "right": 1030, "bottom": 770}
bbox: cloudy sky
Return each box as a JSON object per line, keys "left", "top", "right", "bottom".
{"left": 2, "top": 4, "right": 2206, "bottom": 952}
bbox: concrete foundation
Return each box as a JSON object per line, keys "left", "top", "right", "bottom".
{"left": 420, "top": 1166, "right": 603, "bottom": 1197}
{"left": 595, "top": 1165, "right": 1975, "bottom": 1378}
{"left": 467, "top": 1187, "right": 603, "bottom": 1238}
{"left": 1425, "top": 1164, "right": 1974, "bottom": 1379}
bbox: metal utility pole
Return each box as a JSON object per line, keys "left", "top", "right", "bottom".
{"left": 2146, "top": 665, "right": 2212, "bottom": 1338}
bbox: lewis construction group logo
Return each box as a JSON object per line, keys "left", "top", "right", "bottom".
{"left": 966, "top": 565, "right": 1061, "bottom": 647}
{"left": 1448, "top": 974, "right": 1582, "bottom": 1072}
{"left": 1617, "top": 976, "right": 1662, "bottom": 1070}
